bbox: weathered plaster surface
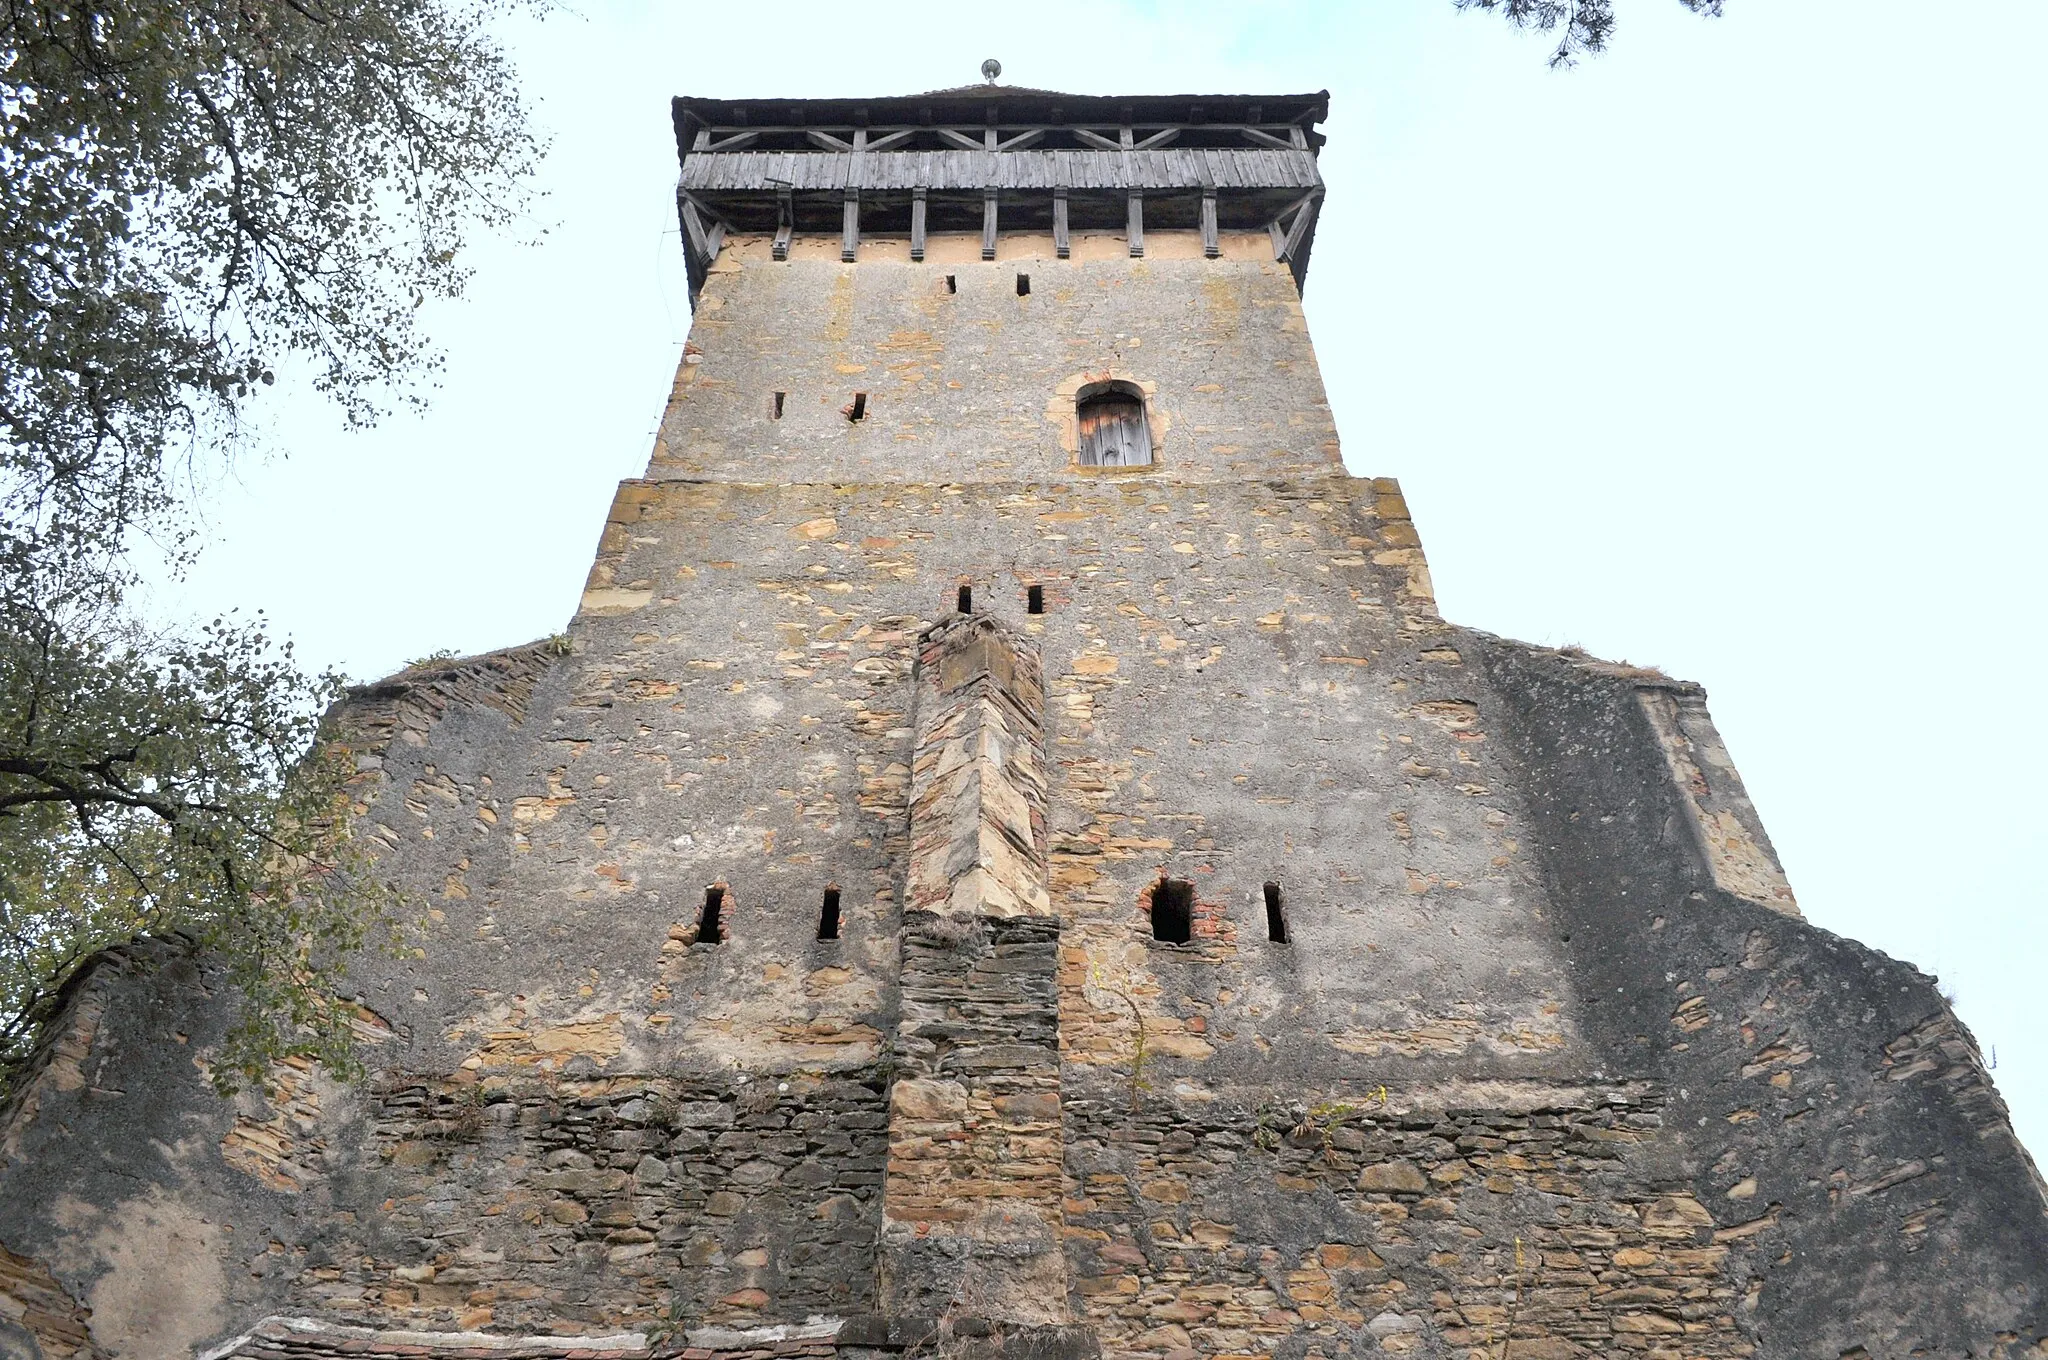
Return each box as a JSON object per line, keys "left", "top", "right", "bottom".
{"left": 0, "top": 237, "right": 2041, "bottom": 1360}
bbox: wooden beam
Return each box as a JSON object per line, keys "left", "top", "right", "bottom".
{"left": 996, "top": 128, "right": 1046, "bottom": 152}
{"left": 982, "top": 188, "right": 998, "bottom": 260}
{"left": 1127, "top": 191, "right": 1144, "bottom": 258}
{"left": 1132, "top": 127, "right": 1180, "bottom": 151}
{"left": 936, "top": 127, "right": 984, "bottom": 152}
{"left": 705, "top": 120, "right": 1216, "bottom": 138}
{"left": 1270, "top": 189, "right": 1320, "bottom": 231}
{"left": 1274, "top": 191, "right": 1320, "bottom": 265}
{"left": 702, "top": 130, "right": 762, "bottom": 153}
{"left": 1071, "top": 127, "right": 1122, "bottom": 151}
{"left": 1053, "top": 187, "right": 1069, "bottom": 259}
{"left": 866, "top": 128, "right": 916, "bottom": 152}
{"left": 842, "top": 188, "right": 860, "bottom": 262}
{"left": 1238, "top": 126, "right": 1297, "bottom": 151}
{"left": 678, "top": 192, "right": 726, "bottom": 304}
{"left": 911, "top": 187, "right": 927, "bottom": 262}
{"left": 1200, "top": 188, "right": 1218, "bottom": 259}
{"left": 805, "top": 129, "right": 855, "bottom": 153}
{"left": 773, "top": 187, "right": 792, "bottom": 261}
{"left": 680, "top": 194, "right": 712, "bottom": 263}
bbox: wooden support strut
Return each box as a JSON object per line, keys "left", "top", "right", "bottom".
{"left": 677, "top": 193, "right": 726, "bottom": 308}
{"left": 1121, "top": 124, "right": 1142, "bottom": 258}
{"left": 843, "top": 128, "right": 867, "bottom": 262}
{"left": 773, "top": 187, "right": 792, "bottom": 261}
{"left": 1053, "top": 186, "right": 1070, "bottom": 259}
{"left": 1200, "top": 185, "right": 1219, "bottom": 259}
{"left": 982, "top": 188, "right": 999, "bottom": 261}
{"left": 911, "top": 186, "right": 928, "bottom": 262}
{"left": 1270, "top": 188, "right": 1321, "bottom": 276}
{"left": 680, "top": 194, "right": 725, "bottom": 273}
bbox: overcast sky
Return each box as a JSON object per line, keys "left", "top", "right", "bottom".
{"left": 155, "top": 1, "right": 2047, "bottom": 1157}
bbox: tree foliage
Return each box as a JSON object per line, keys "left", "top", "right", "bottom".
{"left": 1457, "top": 0, "right": 1725, "bottom": 68}
{"left": 0, "top": 587, "right": 386, "bottom": 1090}
{"left": 0, "top": 0, "right": 540, "bottom": 1090}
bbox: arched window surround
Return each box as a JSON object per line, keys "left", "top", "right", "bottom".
{"left": 1046, "top": 369, "right": 1168, "bottom": 473}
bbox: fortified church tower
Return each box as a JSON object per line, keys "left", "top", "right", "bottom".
{"left": 1, "top": 84, "right": 2044, "bottom": 1360}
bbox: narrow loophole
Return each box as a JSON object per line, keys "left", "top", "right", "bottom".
{"left": 945, "top": 274, "right": 957, "bottom": 294}
{"left": 1026, "top": 584, "right": 1044, "bottom": 615}
{"left": 698, "top": 885, "right": 726, "bottom": 945}
{"left": 818, "top": 887, "right": 841, "bottom": 941}
{"left": 956, "top": 584, "right": 973, "bottom": 614}
{"left": 1263, "top": 882, "right": 1288, "bottom": 944}
{"left": 1016, "top": 273, "right": 1031, "bottom": 296}
{"left": 772, "top": 391, "right": 785, "bottom": 420}
{"left": 847, "top": 392, "right": 867, "bottom": 422}
{"left": 1151, "top": 879, "right": 1193, "bottom": 945}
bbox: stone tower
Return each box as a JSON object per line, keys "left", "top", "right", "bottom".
{"left": 1, "top": 85, "right": 2044, "bottom": 1360}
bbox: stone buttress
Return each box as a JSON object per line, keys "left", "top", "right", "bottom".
{"left": 884, "top": 614, "right": 1068, "bottom": 1323}
{"left": 0, "top": 83, "right": 2042, "bottom": 1360}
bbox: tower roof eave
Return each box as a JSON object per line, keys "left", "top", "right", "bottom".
{"left": 669, "top": 88, "right": 1331, "bottom": 162}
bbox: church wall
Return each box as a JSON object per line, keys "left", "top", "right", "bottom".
{"left": 0, "top": 217, "right": 2043, "bottom": 1359}
{"left": 1474, "top": 638, "right": 2048, "bottom": 1357}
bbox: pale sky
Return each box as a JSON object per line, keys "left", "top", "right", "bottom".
{"left": 157, "top": 1, "right": 2047, "bottom": 1157}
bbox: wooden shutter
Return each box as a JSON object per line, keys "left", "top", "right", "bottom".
{"left": 1077, "top": 394, "right": 1151, "bottom": 467}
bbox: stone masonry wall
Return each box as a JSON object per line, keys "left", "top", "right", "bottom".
{"left": 0, "top": 227, "right": 2043, "bottom": 1360}
{"left": 1063, "top": 1087, "right": 1762, "bottom": 1359}
{"left": 650, "top": 239, "right": 1343, "bottom": 486}
{"left": 1474, "top": 638, "right": 2048, "bottom": 1356}
{"left": 299, "top": 1071, "right": 889, "bottom": 1333}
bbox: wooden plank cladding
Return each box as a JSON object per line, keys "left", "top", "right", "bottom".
{"left": 671, "top": 86, "right": 1330, "bottom": 299}
{"left": 679, "top": 147, "right": 1320, "bottom": 194}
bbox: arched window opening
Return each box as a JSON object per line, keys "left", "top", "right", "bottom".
{"left": 1077, "top": 385, "right": 1152, "bottom": 467}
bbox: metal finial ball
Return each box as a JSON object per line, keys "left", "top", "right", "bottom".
{"left": 981, "top": 58, "right": 1002, "bottom": 85}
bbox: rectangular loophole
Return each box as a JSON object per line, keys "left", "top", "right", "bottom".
{"left": 1026, "top": 584, "right": 1044, "bottom": 615}
{"left": 1151, "top": 879, "right": 1193, "bottom": 944}
{"left": 1263, "top": 882, "right": 1289, "bottom": 944}
{"left": 698, "top": 885, "right": 726, "bottom": 945}
{"left": 956, "top": 584, "right": 972, "bottom": 614}
{"left": 945, "top": 274, "right": 957, "bottom": 294}
{"left": 847, "top": 392, "right": 867, "bottom": 422}
{"left": 818, "top": 887, "right": 841, "bottom": 941}
{"left": 1016, "top": 273, "right": 1031, "bottom": 296}
{"left": 772, "top": 391, "right": 785, "bottom": 420}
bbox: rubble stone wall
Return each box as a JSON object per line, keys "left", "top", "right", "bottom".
{"left": 0, "top": 233, "right": 2041, "bottom": 1360}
